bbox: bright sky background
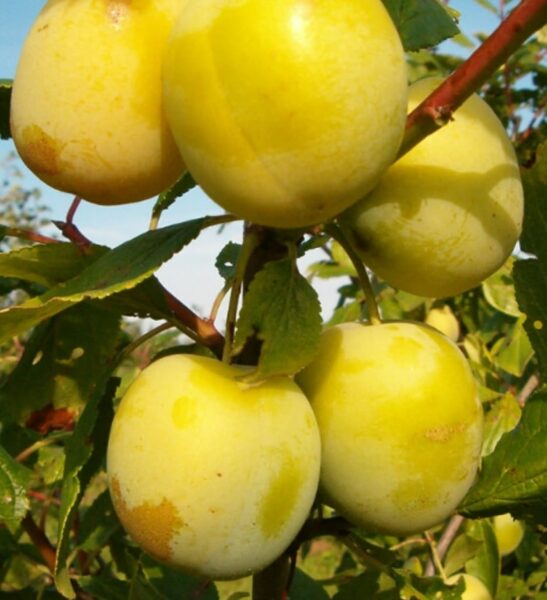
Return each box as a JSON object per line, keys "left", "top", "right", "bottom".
{"left": 0, "top": 1, "right": 501, "bottom": 324}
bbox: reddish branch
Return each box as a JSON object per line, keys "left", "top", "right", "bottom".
{"left": 163, "top": 288, "right": 224, "bottom": 356}
{"left": 52, "top": 196, "right": 92, "bottom": 253}
{"left": 21, "top": 513, "right": 57, "bottom": 573}
{"left": 4, "top": 227, "right": 59, "bottom": 245}
{"left": 399, "top": 0, "right": 547, "bottom": 157}
{"left": 424, "top": 514, "right": 465, "bottom": 576}
{"left": 49, "top": 199, "right": 226, "bottom": 354}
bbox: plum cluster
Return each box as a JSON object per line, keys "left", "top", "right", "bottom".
{"left": 11, "top": 0, "right": 524, "bottom": 587}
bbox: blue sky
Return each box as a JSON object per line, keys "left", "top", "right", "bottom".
{"left": 0, "top": 1, "right": 501, "bottom": 320}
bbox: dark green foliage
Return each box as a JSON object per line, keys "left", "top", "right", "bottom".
{"left": 0, "top": 80, "right": 11, "bottom": 140}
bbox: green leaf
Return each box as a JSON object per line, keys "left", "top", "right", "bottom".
{"left": 36, "top": 445, "right": 66, "bottom": 485}
{"left": 141, "top": 555, "right": 219, "bottom": 599}
{"left": 288, "top": 569, "right": 329, "bottom": 600}
{"left": 151, "top": 172, "right": 196, "bottom": 221}
{"left": 514, "top": 144, "right": 547, "bottom": 380}
{"left": 381, "top": 0, "right": 460, "bottom": 51}
{"left": 0, "top": 80, "right": 11, "bottom": 140}
{"left": 460, "top": 391, "right": 547, "bottom": 525}
{"left": 482, "top": 393, "right": 521, "bottom": 457}
{"left": 491, "top": 318, "right": 534, "bottom": 377}
{"left": 328, "top": 301, "right": 363, "bottom": 326}
{"left": 394, "top": 571, "right": 465, "bottom": 599}
{"left": 333, "top": 571, "right": 380, "bottom": 599}
{"left": 0, "top": 219, "right": 205, "bottom": 343}
{"left": 0, "top": 444, "right": 32, "bottom": 527}
{"left": 0, "top": 303, "right": 122, "bottom": 424}
{"left": 482, "top": 257, "right": 521, "bottom": 318}
{"left": 78, "top": 576, "right": 131, "bottom": 600}
{"left": 444, "top": 534, "right": 483, "bottom": 577}
{"left": 233, "top": 259, "right": 322, "bottom": 379}
{"left": 464, "top": 519, "right": 500, "bottom": 597}
{"left": 55, "top": 377, "right": 119, "bottom": 598}
{"left": 0, "top": 243, "right": 107, "bottom": 287}
{"left": 215, "top": 242, "right": 241, "bottom": 281}
{"left": 78, "top": 490, "right": 121, "bottom": 552}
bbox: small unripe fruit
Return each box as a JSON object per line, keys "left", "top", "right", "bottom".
{"left": 107, "top": 355, "right": 321, "bottom": 579}
{"left": 493, "top": 513, "right": 524, "bottom": 556}
{"left": 425, "top": 305, "right": 460, "bottom": 342}
{"left": 297, "top": 321, "right": 483, "bottom": 535}
{"left": 11, "top": 0, "right": 185, "bottom": 204}
{"left": 163, "top": 0, "right": 408, "bottom": 228}
{"left": 446, "top": 574, "right": 493, "bottom": 600}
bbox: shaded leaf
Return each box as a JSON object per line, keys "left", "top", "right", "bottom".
{"left": 142, "top": 555, "right": 219, "bottom": 599}
{"left": 333, "top": 570, "right": 380, "bottom": 599}
{"left": 54, "top": 377, "right": 119, "bottom": 598}
{"left": 514, "top": 144, "right": 547, "bottom": 380}
{"left": 444, "top": 534, "right": 483, "bottom": 577}
{"left": 78, "top": 490, "right": 121, "bottom": 552}
{"left": 0, "top": 444, "right": 32, "bottom": 527}
{"left": 0, "top": 80, "right": 11, "bottom": 140}
{"left": 288, "top": 569, "right": 329, "bottom": 600}
{"left": 78, "top": 576, "right": 131, "bottom": 600}
{"left": 464, "top": 519, "right": 500, "bottom": 597}
{"left": 0, "top": 303, "right": 122, "bottom": 424}
{"left": 233, "top": 259, "right": 321, "bottom": 379}
{"left": 382, "top": 0, "right": 460, "bottom": 51}
{"left": 460, "top": 391, "right": 547, "bottom": 524}
{"left": 0, "top": 243, "right": 107, "bottom": 287}
{"left": 0, "top": 219, "right": 204, "bottom": 343}
{"left": 216, "top": 242, "right": 241, "bottom": 281}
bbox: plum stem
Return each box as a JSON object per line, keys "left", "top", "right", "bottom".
{"left": 252, "top": 554, "right": 291, "bottom": 600}
{"left": 222, "top": 226, "right": 260, "bottom": 363}
{"left": 399, "top": 0, "right": 547, "bottom": 157}
{"left": 425, "top": 515, "right": 465, "bottom": 577}
{"left": 326, "top": 223, "right": 381, "bottom": 325}
{"left": 425, "top": 529, "right": 449, "bottom": 581}
{"left": 115, "top": 322, "right": 174, "bottom": 364}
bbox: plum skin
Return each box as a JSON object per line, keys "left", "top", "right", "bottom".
{"left": 107, "top": 354, "right": 321, "bottom": 580}
{"left": 297, "top": 321, "right": 483, "bottom": 536}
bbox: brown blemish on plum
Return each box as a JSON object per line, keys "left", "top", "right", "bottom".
{"left": 110, "top": 477, "right": 184, "bottom": 562}
{"left": 20, "top": 125, "right": 61, "bottom": 175}
{"left": 107, "top": 0, "right": 131, "bottom": 27}
{"left": 424, "top": 423, "right": 466, "bottom": 442}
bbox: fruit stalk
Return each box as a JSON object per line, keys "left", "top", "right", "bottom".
{"left": 326, "top": 223, "right": 381, "bottom": 324}
{"left": 399, "top": 0, "right": 547, "bottom": 157}
{"left": 252, "top": 554, "right": 291, "bottom": 600}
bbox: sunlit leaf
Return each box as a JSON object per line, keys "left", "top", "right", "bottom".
{"left": 0, "top": 219, "right": 204, "bottom": 343}
{"left": 233, "top": 259, "right": 322, "bottom": 379}
{"left": 460, "top": 391, "right": 547, "bottom": 525}
{"left": 465, "top": 519, "right": 500, "bottom": 597}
